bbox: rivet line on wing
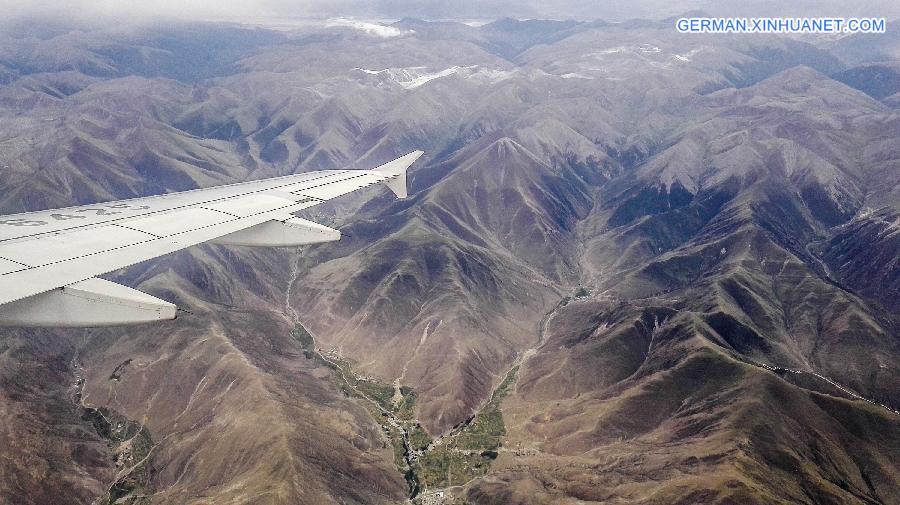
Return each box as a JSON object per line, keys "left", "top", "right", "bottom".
{"left": 111, "top": 224, "right": 163, "bottom": 239}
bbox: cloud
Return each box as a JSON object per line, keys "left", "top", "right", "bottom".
{"left": 325, "top": 17, "right": 414, "bottom": 37}
{"left": 0, "top": 0, "right": 368, "bottom": 23}
{"left": 0, "top": 0, "right": 251, "bottom": 21}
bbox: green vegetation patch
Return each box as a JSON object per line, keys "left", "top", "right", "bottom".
{"left": 415, "top": 447, "right": 493, "bottom": 489}
{"left": 454, "top": 366, "right": 517, "bottom": 451}
{"left": 105, "top": 426, "right": 154, "bottom": 505}
{"left": 304, "top": 329, "right": 518, "bottom": 496}
{"left": 355, "top": 379, "right": 396, "bottom": 412}
{"left": 396, "top": 387, "right": 417, "bottom": 420}
{"left": 449, "top": 451, "right": 492, "bottom": 484}
{"left": 318, "top": 356, "right": 423, "bottom": 472}
{"left": 82, "top": 406, "right": 154, "bottom": 505}
{"left": 416, "top": 366, "right": 519, "bottom": 490}
{"left": 389, "top": 427, "right": 408, "bottom": 471}
{"left": 416, "top": 447, "right": 451, "bottom": 488}
{"left": 291, "top": 324, "right": 316, "bottom": 357}
{"left": 408, "top": 425, "right": 432, "bottom": 451}
{"left": 109, "top": 358, "right": 133, "bottom": 381}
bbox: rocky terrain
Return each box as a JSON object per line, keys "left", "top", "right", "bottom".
{"left": 0, "top": 15, "right": 897, "bottom": 505}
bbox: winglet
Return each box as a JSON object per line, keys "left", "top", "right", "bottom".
{"left": 372, "top": 150, "right": 423, "bottom": 199}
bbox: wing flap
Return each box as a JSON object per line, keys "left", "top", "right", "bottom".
{"left": 213, "top": 217, "right": 341, "bottom": 247}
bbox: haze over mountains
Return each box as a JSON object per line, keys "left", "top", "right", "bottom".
{"left": 0, "top": 13, "right": 898, "bottom": 505}
{"left": 3, "top": 0, "right": 900, "bottom": 24}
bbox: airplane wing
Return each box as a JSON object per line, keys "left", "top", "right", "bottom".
{"left": 0, "top": 151, "right": 422, "bottom": 327}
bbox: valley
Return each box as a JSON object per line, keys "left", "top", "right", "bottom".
{"left": 285, "top": 234, "right": 586, "bottom": 503}
{"left": 289, "top": 318, "right": 504, "bottom": 503}
{"left": 70, "top": 354, "right": 153, "bottom": 505}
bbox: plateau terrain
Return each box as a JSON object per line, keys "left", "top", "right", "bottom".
{"left": 0, "top": 14, "right": 897, "bottom": 505}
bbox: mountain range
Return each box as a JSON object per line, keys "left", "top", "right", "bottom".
{"left": 0, "top": 15, "right": 897, "bottom": 505}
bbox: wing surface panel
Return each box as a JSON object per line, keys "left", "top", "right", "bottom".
{"left": 0, "top": 226, "right": 155, "bottom": 267}
{"left": 118, "top": 208, "right": 230, "bottom": 237}
{"left": 0, "top": 169, "right": 353, "bottom": 242}
{"left": 0, "top": 257, "right": 27, "bottom": 275}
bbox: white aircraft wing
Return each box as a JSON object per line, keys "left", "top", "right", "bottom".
{"left": 0, "top": 151, "right": 422, "bottom": 327}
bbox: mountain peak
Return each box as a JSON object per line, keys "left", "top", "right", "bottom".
{"left": 483, "top": 136, "right": 543, "bottom": 164}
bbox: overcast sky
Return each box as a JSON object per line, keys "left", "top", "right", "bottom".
{"left": 1, "top": 0, "right": 898, "bottom": 23}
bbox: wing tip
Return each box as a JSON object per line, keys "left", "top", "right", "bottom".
{"left": 375, "top": 150, "right": 424, "bottom": 199}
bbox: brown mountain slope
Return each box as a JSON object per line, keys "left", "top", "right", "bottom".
{"left": 1, "top": 246, "right": 409, "bottom": 504}
{"left": 289, "top": 137, "right": 593, "bottom": 432}
{"left": 475, "top": 302, "right": 900, "bottom": 504}
{"left": 460, "top": 67, "right": 900, "bottom": 505}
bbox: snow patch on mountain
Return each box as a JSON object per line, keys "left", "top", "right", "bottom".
{"left": 353, "top": 65, "right": 515, "bottom": 89}
{"left": 560, "top": 72, "right": 593, "bottom": 79}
